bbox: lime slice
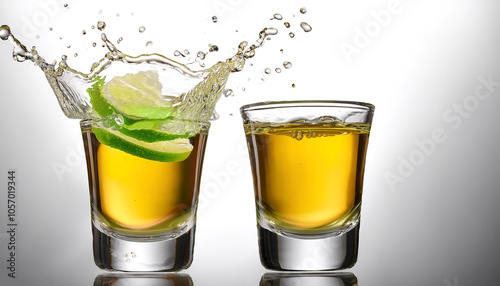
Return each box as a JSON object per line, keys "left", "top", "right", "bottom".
{"left": 92, "top": 126, "right": 193, "bottom": 162}
{"left": 103, "top": 70, "right": 174, "bottom": 118}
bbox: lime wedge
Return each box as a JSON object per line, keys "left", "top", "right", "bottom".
{"left": 92, "top": 126, "right": 193, "bottom": 162}
{"left": 89, "top": 70, "right": 174, "bottom": 119}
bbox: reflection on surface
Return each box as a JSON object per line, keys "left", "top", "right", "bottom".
{"left": 94, "top": 273, "right": 193, "bottom": 286}
{"left": 260, "top": 272, "right": 357, "bottom": 286}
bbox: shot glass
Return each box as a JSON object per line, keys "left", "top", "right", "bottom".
{"left": 81, "top": 119, "right": 209, "bottom": 271}
{"left": 241, "top": 100, "right": 374, "bottom": 271}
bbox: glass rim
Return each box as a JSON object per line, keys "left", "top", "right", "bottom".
{"left": 240, "top": 100, "right": 375, "bottom": 113}
{"left": 79, "top": 118, "right": 211, "bottom": 128}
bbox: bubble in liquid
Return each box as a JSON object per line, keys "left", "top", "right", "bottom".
{"left": 82, "top": 30, "right": 86, "bottom": 35}
{"left": 212, "top": 16, "right": 218, "bottom": 23}
{"left": 139, "top": 26, "right": 146, "bottom": 33}
{"left": 264, "top": 68, "right": 271, "bottom": 74}
{"left": 223, "top": 89, "right": 234, "bottom": 97}
{"left": 272, "top": 13, "right": 283, "bottom": 20}
{"left": 275, "top": 68, "right": 282, "bottom": 73}
{"left": 289, "top": 32, "right": 295, "bottom": 38}
{"left": 300, "top": 22, "right": 312, "bottom": 32}
{"left": 209, "top": 44, "right": 218, "bottom": 52}
{"left": 97, "top": 21, "right": 106, "bottom": 31}
{"left": 300, "top": 7, "right": 307, "bottom": 14}
{"left": 146, "top": 41, "right": 153, "bottom": 47}
{"left": 283, "top": 61, "right": 292, "bottom": 69}
{"left": 284, "top": 22, "right": 290, "bottom": 28}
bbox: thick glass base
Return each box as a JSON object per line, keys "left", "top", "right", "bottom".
{"left": 258, "top": 223, "right": 359, "bottom": 271}
{"left": 92, "top": 225, "right": 195, "bottom": 272}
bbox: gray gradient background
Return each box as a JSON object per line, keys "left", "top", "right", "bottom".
{"left": 1, "top": 0, "right": 500, "bottom": 285}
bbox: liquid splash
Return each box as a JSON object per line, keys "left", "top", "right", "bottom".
{"left": 0, "top": 24, "right": 280, "bottom": 122}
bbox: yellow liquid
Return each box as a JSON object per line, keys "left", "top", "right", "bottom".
{"left": 246, "top": 123, "right": 369, "bottom": 232}
{"left": 83, "top": 129, "right": 207, "bottom": 235}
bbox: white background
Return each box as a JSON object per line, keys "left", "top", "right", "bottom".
{"left": 1, "top": 0, "right": 500, "bottom": 285}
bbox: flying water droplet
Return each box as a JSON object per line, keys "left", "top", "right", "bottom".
{"left": 184, "top": 49, "right": 190, "bottom": 55}
{"left": 292, "top": 83, "right": 296, "bottom": 88}
{"left": 271, "top": 13, "right": 283, "bottom": 20}
{"left": 82, "top": 30, "right": 86, "bottom": 35}
{"left": 97, "top": 21, "right": 106, "bottom": 31}
{"left": 64, "top": 3, "right": 69, "bottom": 8}
{"left": 283, "top": 61, "right": 292, "bottom": 69}
{"left": 174, "top": 50, "right": 182, "bottom": 57}
{"left": 212, "top": 16, "right": 218, "bottom": 23}
{"left": 139, "top": 26, "right": 146, "bottom": 33}
{"left": 275, "top": 68, "right": 282, "bottom": 73}
{"left": 49, "top": 27, "right": 53, "bottom": 31}
{"left": 197, "top": 51, "right": 206, "bottom": 60}
{"left": 223, "top": 89, "right": 234, "bottom": 97}
{"left": 92, "top": 42, "right": 96, "bottom": 47}
{"left": 209, "top": 44, "right": 218, "bottom": 52}
{"left": 74, "top": 53, "right": 78, "bottom": 57}
{"left": 91, "top": 25, "right": 95, "bottom": 30}
{"left": 211, "top": 110, "right": 220, "bottom": 120}
{"left": 289, "top": 32, "right": 295, "bottom": 38}
{"left": 145, "top": 41, "right": 153, "bottom": 47}
{"left": 284, "top": 22, "right": 290, "bottom": 28}
{"left": 264, "top": 68, "right": 271, "bottom": 74}
{"left": 300, "top": 7, "right": 307, "bottom": 14}
{"left": 66, "top": 45, "right": 71, "bottom": 48}
{"left": 300, "top": 22, "right": 312, "bottom": 32}
{"left": 117, "top": 37, "right": 123, "bottom": 44}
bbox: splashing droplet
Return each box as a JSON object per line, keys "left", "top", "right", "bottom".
{"left": 275, "top": 68, "right": 282, "bottom": 73}
{"left": 209, "top": 44, "right": 218, "bottom": 52}
{"left": 212, "top": 16, "right": 218, "bottom": 23}
{"left": 264, "top": 68, "right": 271, "bottom": 74}
{"left": 300, "top": 22, "right": 312, "bottom": 32}
{"left": 284, "top": 22, "right": 290, "bottom": 28}
{"left": 300, "top": 7, "right": 307, "bottom": 14}
{"left": 289, "top": 32, "right": 295, "bottom": 38}
{"left": 223, "top": 89, "right": 234, "bottom": 97}
{"left": 272, "top": 13, "right": 283, "bottom": 20}
{"left": 197, "top": 51, "right": 206, "bottom": 60}
{"left": 146, "top": 41, "right": 153, "bottom": 47}
{"left": 139, "top": 26, "right": 146, "bottom": 33}
{"left": 97, "top": 21, "right": 106, "bottom": 31}
{"left": 283, "top": 61, "right": 292, "bottom": 69}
